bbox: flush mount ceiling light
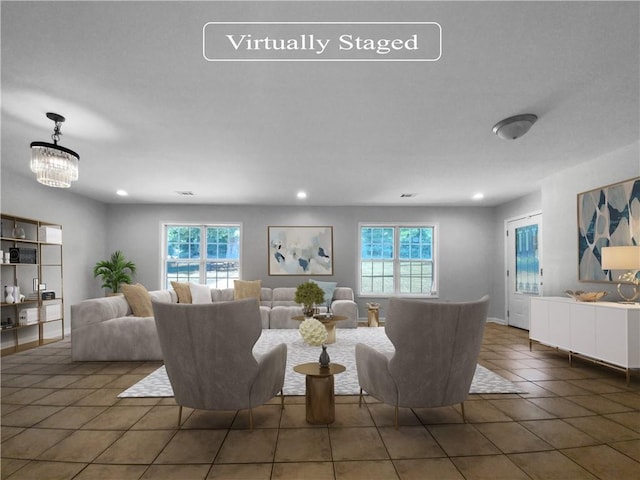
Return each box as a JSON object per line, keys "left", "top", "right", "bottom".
{"left": 492, "top": 114, "right": 538, "bottom": 140}
{"left": 30, "top": 112, "right": 80, "bottom": 188}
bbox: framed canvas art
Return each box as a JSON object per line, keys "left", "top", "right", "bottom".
{"left": 268, "top": 226, "right": 333, "bottom": 275}
{"left": 578, "top": 177, "right": 640, "bottom": 282}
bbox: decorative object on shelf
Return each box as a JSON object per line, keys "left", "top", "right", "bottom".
{"left": 41, "top": 291, "right": 56, "bottom": 300}
{"left": 601, "top": 245, "right": 640, "bottom": 303}
{"left": 294, "top": 281, "right": 325, "bottom": 318}
{"left": 5, "top": 286, "right": 15, "bottom": 304}
{"left": 298, "top": 317, "right": 330, "bottom": 368}
{"left": 564, "top": 290, "right": 607, "bottom": 302}
{"left": 492, "top": 114, "right": 537, "bottom": 140}
{"left": 268, "top": 226, "right": 333, "bottom": 275}
{"left": 578, "top": 177, "right": 640, "bottom": 282}
{"left": 3, "top": 252, "right": 10, "bottom": 264}
{"left": 30, "top": 112, "right": 80, "bottom": 188}
{"left": 9, "top": 247, "right": 37, "bottom": 264}
{"left": 11, "top": 224, "right": 25, "bottom": 239}
{"left": 93, "top": 250, "right": 137, "bottom": 294}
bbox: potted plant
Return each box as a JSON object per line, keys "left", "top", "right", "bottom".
{"left": 93, "top": 250, "right": 137, "bottom": 295}
{"left": 295, "top": 281, "right": 325, "bottom": 317}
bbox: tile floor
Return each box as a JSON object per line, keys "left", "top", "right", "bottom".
{"left": 1, "top": 323, "right": 639, "bottom": 479}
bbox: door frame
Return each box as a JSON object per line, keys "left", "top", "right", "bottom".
{"left": 504, "top": 211, "right": 542, "bottom": 328}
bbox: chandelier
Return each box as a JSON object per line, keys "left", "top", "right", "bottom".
{"left": 30, "top": 112, "right": 80, "bottom": 188}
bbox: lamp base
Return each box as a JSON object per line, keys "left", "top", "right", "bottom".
{"left": 616, "top": 281, "right": 640, "bottom": 303}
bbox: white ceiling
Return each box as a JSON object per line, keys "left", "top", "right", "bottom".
{"left": 1, "top": 1, "right": 639, "bottom": 206}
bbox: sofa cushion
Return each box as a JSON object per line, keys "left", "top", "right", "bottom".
{"left": 270, "top": 305, "right": 304, "bottom": 329}
{"left": 121, "top": 283, "right": 153, "bottom": 317}
{"left": 190, "top": 283, "right": 212, "bottom": 304}
{"left": 171, "top": 281, "right": 192, "bottom": 303}
{"left": 272, "top": 287, "right": 299, "bottom": 307}
{"left": 234, "top": 279, "right": 262, "bottom": 300}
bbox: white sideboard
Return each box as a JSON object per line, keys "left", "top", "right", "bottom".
{"left": 529, "top": 296, "right": 640, "bottom": 382}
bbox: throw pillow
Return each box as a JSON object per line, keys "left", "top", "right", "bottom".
{"left": 310, "top": 279, "right": 337, "bottom": 306}
{"left": 189, "top": 283, "right": 212, "bottom": 304}
{"left": 121, "top": 283, "right": 153, "bottom": 317}
{"left": 170, "top": 281, "right": 192, "bottom": 304}
{"left": 234, "top": 279, "right": 262, "bottom": 300}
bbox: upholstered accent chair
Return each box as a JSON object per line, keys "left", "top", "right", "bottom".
{"left": 355, "top": 296, "right": 489, "bottom": 428}
{"left": 152, "top": 298, "right": 287, "bottom": 430}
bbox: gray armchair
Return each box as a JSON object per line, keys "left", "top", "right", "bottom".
{"left": 355, "top": 296, "right": 489, "bottom": 428}
{"left": 152, "top": 298, "right": 287, "bottom": 430}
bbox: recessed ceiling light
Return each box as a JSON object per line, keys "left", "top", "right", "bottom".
{"left": 176, "top": 191, "right": 195, "bottom": 196}
{"left": 116, "top": 189, "right": 128, "bottom": 196}
{"left": 472, "top": 193, "right": 484, "bottom": 200}
{"left": 297, "top": 191, "right": 307, "bottom": 199}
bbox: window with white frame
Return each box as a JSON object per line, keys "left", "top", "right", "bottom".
{"left": 162, "top": 224, "right": 241, "bottom": 288}
{"left": 359, "top": 224, "right": 437, "bottom": 296}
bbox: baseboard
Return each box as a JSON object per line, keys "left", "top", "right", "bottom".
{"left": 487, "top": 317, "right": 506, "bottom": 325}
{"left": 360, "top": 316, "right": 506, "bottom": 326}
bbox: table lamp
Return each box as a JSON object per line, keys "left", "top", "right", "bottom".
{"left": 601, "top": 246, "right": 640, "bottom": 303}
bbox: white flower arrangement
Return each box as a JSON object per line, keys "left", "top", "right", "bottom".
{"left": 299, "top": 318, "right": 328, "bottom": 346}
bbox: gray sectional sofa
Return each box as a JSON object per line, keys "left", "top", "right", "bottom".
{"left": 71, "top": 286, "right": 358, "bottom": 361}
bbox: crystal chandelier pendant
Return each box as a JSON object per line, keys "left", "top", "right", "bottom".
{"left": 30, "top": 113, "right": 80, "bottom": 188}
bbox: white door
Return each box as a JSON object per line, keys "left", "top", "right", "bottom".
{"left": 506, "top": 213, "right": 542, "bottom": 330}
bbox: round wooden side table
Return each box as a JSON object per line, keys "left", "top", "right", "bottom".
{"left": 293, "top": 362, "right": 346, "bottom": 424}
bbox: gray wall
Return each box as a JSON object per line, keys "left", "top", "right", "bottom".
{"left": 105, "top": 204, "right": 498, "bottom": 320}
{"left": 3, "top": 140, "right": 637, "bottom": 335}
{"left": 541, "top": 141, "right": 639, "bottom": 298}
{"left": 1, "top": 169, "right": 108, "bottom": 334}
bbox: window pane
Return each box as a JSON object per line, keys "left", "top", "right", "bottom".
{"left": 362, "top": 227, "right": 393, "bottom": 260}
{"left": 399, "top": 226, "right": 433, "bottom": 261}
{"left": 165, "top": 261, "right": 200, "bottom": 288}
{"left": 360, "top": 225, "right": 435, "bottom": 296}
{"left": 164, "top": 224, "right": 241, "bottom": 288}
{"left": 516, "top": 224, "right": 539, "bottom": 294}
{"left": 399, "top": 261, "right": 433, "bottom": 294}
{"left": 205, "top": 261, "right": 239, "bottom": 288}
{"left": 207, "top": 226, "right": 240, "bottom": 260}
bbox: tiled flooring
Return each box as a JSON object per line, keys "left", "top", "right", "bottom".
{"left": 1, "top": 323, "right": 639, "bottom": 479}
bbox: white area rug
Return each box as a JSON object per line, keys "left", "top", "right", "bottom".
{"left": 119, "top": 328, "right": 525, "bottom": 397}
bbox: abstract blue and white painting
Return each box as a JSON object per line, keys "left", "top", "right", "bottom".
{"left": 268, "top": 226, "right": 333, "bottom": 275}
{"left": 578, "top": 177, "right": 640, "bottom": 282}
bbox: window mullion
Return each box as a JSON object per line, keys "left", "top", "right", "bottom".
{"left": 393, "top": 227, "right": 400, "bottom": 295}
{"left": 200, "top": 225, "right": 206, "bottom": 284}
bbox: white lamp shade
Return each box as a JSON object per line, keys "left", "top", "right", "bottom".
{"left": 601, "top": 246, "right": 640, "bottom": 270}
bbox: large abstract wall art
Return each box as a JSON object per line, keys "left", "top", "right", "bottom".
{"left": 268, "top": 226, "right": 333, "bottom": 275}
{"left": 578, "top": 177, "right": 640, "bottom": 282}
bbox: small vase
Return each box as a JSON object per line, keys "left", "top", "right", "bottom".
{"left": 303, "top": 306, "right": 314, "bottom": 318}
{"left": 5, "top": 286, "right": 15, "bottom": 304}
{"left": 319, "top": 345, "right": 330, "bottom": 368}
{"left": 12, "top": 225, "right": 25, "bottom": 239}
